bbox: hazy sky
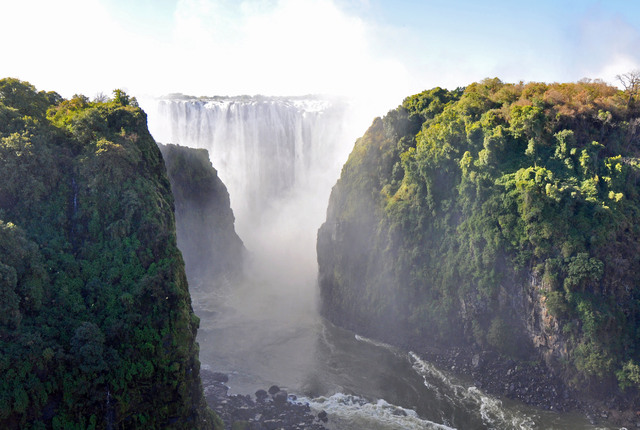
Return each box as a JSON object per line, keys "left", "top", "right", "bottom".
{"left": 3, "top": 0, "right": 640, "bottom": 108}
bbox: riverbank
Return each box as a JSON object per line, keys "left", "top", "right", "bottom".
{"left": 201, "top": 369, "right": 329, "bottom": 430}
{"left": 418, "top": 345, "right": 640, "bottom": 428}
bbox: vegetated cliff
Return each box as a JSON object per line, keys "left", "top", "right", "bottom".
{"left": 317, "top": 78, "right": 640, "bottom": 402}
{"left": 0, "top": 78, "right": 220, "bottom": 429}
{"left": 158, "top": 143, "right": 244, "bottom": 289}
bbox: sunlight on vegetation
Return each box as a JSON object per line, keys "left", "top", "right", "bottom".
{"left": 0, "top": 78, "right": 220, "bottom": 429}
{"left": 320, "top": 77, "right": 640, "bottom": 395}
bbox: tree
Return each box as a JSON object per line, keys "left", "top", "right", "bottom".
{"left": 70, "top": 322, "right": 107, "bottom": 374}
{"left": 0, "top": 78, "right": 52, "bottom": 119}
{"left": 112, "top": 89, "right": 138, "bottom": 107}
{"left": 113, "top": 89, "right": 130, "bottom": 106}
{"left": 616, "top": 70, "right": 640, "bottom": 107}
{"left": 0, "top": 263, "right": 21, "bottom": 329}
{"left": 93, "top": 92, "right": 108, "bottom": 103}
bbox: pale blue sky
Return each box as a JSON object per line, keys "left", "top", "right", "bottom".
{"left": 2, "top": 0, "right": 639, "bottom": 109}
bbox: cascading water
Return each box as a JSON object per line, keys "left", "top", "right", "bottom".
{"left": 144, "top": 96, "right": 607, "bottom": 429}
{"left": 147, "top": 95, "right": 354, "bottom": 244}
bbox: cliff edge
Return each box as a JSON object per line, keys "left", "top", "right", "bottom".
{"left": 0, "top": 79, "right": 219, "bottom": 429}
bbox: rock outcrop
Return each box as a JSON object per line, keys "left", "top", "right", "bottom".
{"left": 158, "top": 143, "right": 245, "bottom": 288}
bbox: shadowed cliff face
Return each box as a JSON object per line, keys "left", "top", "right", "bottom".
{"left": 158, "top": 143, "right": 245, "bottom": 288}
{"left": 0, "top": 79, "right": 218, "bottom": 429}
{"left": 317, "top": 80, "right": 640, "bottom": 401}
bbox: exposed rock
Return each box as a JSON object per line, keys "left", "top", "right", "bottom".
{"left": 255, "top": 389, "right": 268, "bottom": 402}
{"left": 202, "top": 370, "right": 327, "bottom": 430}
{"left": 268, "top": 385, "right": 280, "bottom": 395}
{"left": 273, "top": 390, "right": 288, "bottom": 405}
{"left": 211, "top": 372, "right": 230, "bottom": 383}
{"left": 317, "top": 410, "right": 328, "bottom": 422}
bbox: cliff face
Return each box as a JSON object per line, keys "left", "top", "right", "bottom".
{"left": 0, "top": 79, "right": 218, "bottom": 429}
{"left": 158, "top": 143, "right": 244, "bottom": 288}
{"left": 318, "top": 79, "right": 640, "bottom": 397}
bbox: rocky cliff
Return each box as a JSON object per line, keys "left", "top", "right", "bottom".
{"left": 0, "top": 79, "right": 219, "bottom": 429}
{"left": 158, "top": 143, "right": 244, "bottom": 289}
{"left": 318, "top": 79, "right": 640, "bottom": 405}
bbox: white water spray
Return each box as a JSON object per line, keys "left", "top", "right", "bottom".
{"left": 146, "top": 95, "right": 364, "bottom": 249}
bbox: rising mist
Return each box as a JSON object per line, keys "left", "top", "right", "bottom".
{"left": 143, "top": 94, "right": 370, "bottom": 392}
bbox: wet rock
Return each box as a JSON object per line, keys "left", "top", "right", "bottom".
{"left": 211, "top": 372, "right": 229, "bottom": 383}
{"left": 273, "top": 390, "right": 288, "bottom": 405}
{"left": 234, "top": 405, "right": 254, "bottom": 420}
{"left": 318, "top": 410, "right": 328, "bottom": 423}
{"left": 268, "top": 385, "right": 280, "bottom": 395}
{"left": 263, "top": 419, "right": 283, "bottom": 430}
{"left": 471, "top": 353, "right": 482, "bottom": 369}
{"left": 201, "top": 370, "right": 327, "bottom": 429}
{"left": 255, "top": 389, "right": 268, "bottom": 401}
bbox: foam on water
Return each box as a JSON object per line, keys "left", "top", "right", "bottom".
{"left": 300, "top": 393, "right": 456, "bottom": 430}
{"left": 354, "top": 334, "right": 400, "bottom": 353}
{"left": 409, "top": 352, "right": 536, "bottom": 430}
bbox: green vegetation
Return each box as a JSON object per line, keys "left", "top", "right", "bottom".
{"left": 0, "top": 78, "right": 220, "bottom": 429}
{"left": 318, "top": 78, "right": 640, "bottom": 394}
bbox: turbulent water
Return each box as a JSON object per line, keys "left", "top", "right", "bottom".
{"left": 146, "top": 96, "right": 610, "bottom": 429}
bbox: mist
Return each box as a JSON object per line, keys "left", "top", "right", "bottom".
{"left": 143, "top": 94, "right": 370, "bottom": 393}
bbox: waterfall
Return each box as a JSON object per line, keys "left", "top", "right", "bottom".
{"left": 146, "top": 95, "right": 357, "bottom": 244}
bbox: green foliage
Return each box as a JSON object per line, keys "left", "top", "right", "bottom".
{"left": 616, "top": 360, "right": 640, "bottom": 390}
{"left": 320, "top": 77, "right": 640, "bottom": 393}
{"left": 487, "top": 316, "right": 518, "bottom": 357}
{"left": 0, "top": 78, "right": 60, "bottom": 120}
{"left": 563, "top": 253, "right": 603, "bottom": 293}
{"left": 544, "top": 291, "right": 569, "bottom": 318}
{"left": 0, "top": 79, "right": 215, "bottom": 428}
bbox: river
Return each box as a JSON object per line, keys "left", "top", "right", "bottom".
{"left": 190, "top": 240, "right": 609, "bottom": 430}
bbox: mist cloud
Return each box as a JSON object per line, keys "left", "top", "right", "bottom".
{"left": 2, "top": 0, "right": 640, "bottom": 103}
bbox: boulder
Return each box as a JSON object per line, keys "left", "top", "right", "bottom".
{"left": 211, "top": 372, "right": 229, "bottom": 383}
{"left": 273, "top": 390, "right": 288, "bottom": 405}
{"left": 255, "top": 389, "right": 268, "bottom": 401}
{"left": 318, "top": 410, "right": 328, "bottom": 423}
{"left": 268, "top": 385, "right": 280, "bottom": 395}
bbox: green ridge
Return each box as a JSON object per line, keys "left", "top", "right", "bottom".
{"left": 0, "top": 78, "right": 221, "bottom": 429}
{"left": 318, "top": 78, "right": 640, "bottom": 395}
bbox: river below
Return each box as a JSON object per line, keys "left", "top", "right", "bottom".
{"left": 191, "top": 250, "right": 611, "bottom": 430}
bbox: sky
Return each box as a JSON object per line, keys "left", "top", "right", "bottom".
{"left": 2, "top": 0, "right": 640, "bottom": 110}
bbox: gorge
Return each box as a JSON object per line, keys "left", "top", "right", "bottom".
{"left": 1, "top": 77, "right": 637, "bottom": 429}
{"left": 146, "top": 87, "right": 635, "bottom": 429}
